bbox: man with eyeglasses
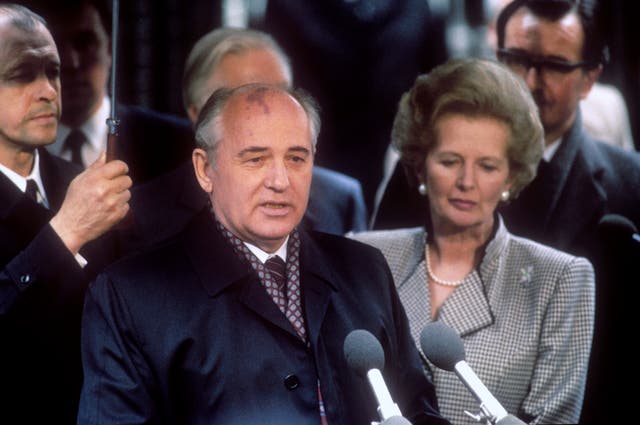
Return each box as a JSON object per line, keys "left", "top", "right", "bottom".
{"left": 496, "top": 0, "right": 640, "bottom": 423}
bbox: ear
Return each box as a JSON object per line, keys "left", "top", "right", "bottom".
{"left": 192, "top": 148, "right": 213, "bottom": 193}
{"left": 413, "top": 162, "right": 427, "bottom": 188}
{"left": 578, "top": 64, "right": 602, "bottom": 100}
{"left": 505, "top": 167, "right": 516, "bottom": 190}
{"left": 187, "top": 104, "right": 199, "bottom": 124}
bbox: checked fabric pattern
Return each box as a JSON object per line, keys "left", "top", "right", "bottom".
{"left": 350, "top": 220, "right": 595, "bottom": 424}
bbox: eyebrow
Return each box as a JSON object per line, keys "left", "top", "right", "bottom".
{"left": 237, "top": 146, "right": 268, "bottom": 157}
{"left": 502, "top": 48, "right": 572, "bottom": 63}
{"left": 236, "top": 145, "right": 312, "bottom": 156}
{"left": 288, "top": 146, "right": 312, "bottom": 156}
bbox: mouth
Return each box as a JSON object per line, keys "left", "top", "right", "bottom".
{"left": 449, "top": 198, "right": 476, "bottom": 210}
{"left": 30, "top": 112, "right": 58, "bottom": 124}
{"left": 259, "top": 202, "right": 293, "bottom": 216}
{"left": 532, "top": 92, "right": 548, "bottom": 108}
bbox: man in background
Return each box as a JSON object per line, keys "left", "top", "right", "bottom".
{"left": 27, "top": 0, "right": 194, "bottom": 184}
{"left": 0, "top": 4, "right": 130, "bottom": 422}
{"left": 496, "top": 0, "right": 640, "bottom": 421}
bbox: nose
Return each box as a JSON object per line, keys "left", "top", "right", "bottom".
{"left": 525, "top": 66, "right": 542, "bottom": 91}
{"left": 265, "top": 160, "right": 290, "bottom": 192}
{"left": 456, "top": 163, "right": 475, "bottom": 191}
{"left": 60, "top": 44, "right": 81, "bottom": 70}
{"left": 36, "top": 76, "right": 59, "bottom": 102}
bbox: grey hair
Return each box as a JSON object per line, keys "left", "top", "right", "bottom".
{"left": 0, "top": 3, "right": 47, "bottom": 31}
{"left": 182, "top": 27, "right": 292, "bottom": 113}
{"left": 195, "top": 83, "right": 320, "bottom": 166}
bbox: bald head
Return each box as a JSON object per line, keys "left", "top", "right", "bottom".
{"left": 191, "top": 83, "right": 318, "bottom": 252}
{"left": 195, "top": 83, "right": 320, "bottom": 161}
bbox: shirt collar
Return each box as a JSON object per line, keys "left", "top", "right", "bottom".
{"left": 244, "top": 237, "right": 289, "bottom": 264}
{"left": 53, "top": 96, "right": 110, "bottom": 155}
{"left": 542, "top": 136, "right": 562, "bottom": 162}
{"left": 0, "top": 150, "right": 49, "bottom": 207}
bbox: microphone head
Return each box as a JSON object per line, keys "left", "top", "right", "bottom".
{"left": 343, "top": 329, "right": 385, "bottom": 377}
{"left": 420, "top": 321, "right": 465, "bottom": 371}
{"left": 495, "top": 414, "right": 527, "bottom": 425}
{"left": 598, "top": 214, "right": 638, "bottom": 239}
{"left": 380, "top": 416, "right": 413, "bottom": 425}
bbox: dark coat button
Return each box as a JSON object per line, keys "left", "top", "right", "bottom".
{"left": 284, "top": 374, "right": 300, "bottom": 390}
{"left": 19, "top": 274, "right": 31, "bottom": 285}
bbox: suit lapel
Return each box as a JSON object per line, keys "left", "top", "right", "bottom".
{"left": 299, "top": 231, "right": 338, "bottom": 349}
{"left": 239, "top": 274, "right": 302, "bottom": 341}
{"left": 542, "top": 116, "right": 607, "bottom": 250}
{"left": 0, "top": 152, "right": 65, "bottom": 235}
{"left": 183, "top": 211, "right": 304, "bottom": 341}
{"left": 438, "top": 272, "right": 494, "bottom": 337}
{"left": 0, "top": 172, "right": 21, "bottom": 219}
{"left": 38, "top": 149, "right": 81, "bottom": 211}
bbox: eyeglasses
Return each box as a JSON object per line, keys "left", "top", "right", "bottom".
{"left": 497, "top": 49, "right": 591, "bottom": 79}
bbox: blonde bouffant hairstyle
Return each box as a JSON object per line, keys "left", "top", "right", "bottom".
{"left": 392, "top": 58, "right": 544, "bottom": 199}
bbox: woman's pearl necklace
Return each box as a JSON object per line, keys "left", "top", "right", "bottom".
{"left": 425, "top": 244, "right": 465, "bottom": 287}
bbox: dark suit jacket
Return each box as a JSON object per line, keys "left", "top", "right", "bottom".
{"left": 0, "top": 149, "right": 113, "bottom": 424}
{"left": 119, "top": 161, "right": 368, "bottom": 254}
{"left": 371, "top": 159, "right": 427, "bottom": 231}
{"left": 111, "top": 105, "right": 194, "bottom": 186}
{"left": 498, "top": 112, "right": 640, "bottom": 424}
{"left": 78, "top": 209, "right": 448, "bottom": 425}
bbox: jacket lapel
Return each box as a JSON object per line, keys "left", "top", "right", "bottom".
{"left": 183, "top": 211, "right": 303, "bottom": 341}
{"left": 38, "top": 148, "right": 82, "bottom": 211}
{"left": 299, "top": 231, "right": 338, "bottom": 349}
{"left": 543, "top": 114, "right": 606, "bottom": 250}
{"left": 438, "top": 272, "right": 494, "bottom": 337}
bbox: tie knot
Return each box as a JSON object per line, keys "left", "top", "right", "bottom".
{"left": 265, "top": 256, "right": 286, "bottom": 288}
{"left": 64, "top": 130, "right": 87, "bottom": 166}
{"left": 24, "top": 179, "right": 39, "bottom": 203}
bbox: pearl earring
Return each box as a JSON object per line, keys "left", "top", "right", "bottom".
{"left": 418, "top": 183, "right": 428, "bottom": 196}
{"left": 500, "top": 190, "right": 510, "bottom": 202}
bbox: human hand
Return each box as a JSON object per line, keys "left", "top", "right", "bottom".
{"left": 50, "top": 152, "right": 132, "bottom": 254}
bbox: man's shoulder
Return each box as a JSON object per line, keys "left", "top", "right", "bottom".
{"left": 578, "top": 135, "right": 640, "bottom": 195}
{"left": 306, "top": 229, "right": 382, "bottom": 256}
{"left": 130, "top": 160, "right": 201, "bottom": 207}
{"left": 115, "top": 104, "right": 195, "bottom": 184}
{"left": 39, "top": 148, "right": 82, "bottom": 175}
{"left": 306, "top": 166, "right": 368, "bottom": 234}
{"left": 312, "top": 166, "right": 361, "bottom": 193}
{"left": 580, "top": 132, "right": 640, "bottom": 169}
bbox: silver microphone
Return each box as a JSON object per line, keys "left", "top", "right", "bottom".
{"left": 343, "top": 329, "right": 410, "bottom": 424}
{"left": 420, "top": 321, "right": 525, "bottom": 425}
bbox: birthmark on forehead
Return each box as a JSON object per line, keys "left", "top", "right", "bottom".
{"left": 245, "top": 87, "right": 271, "bottom": 115}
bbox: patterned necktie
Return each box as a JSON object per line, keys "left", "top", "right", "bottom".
{"left": 265, "top": 256, "right": 287, "bottom": 303}
{"left": 64, "top": 130, "right": 86, "bottom": 166}
{"left": 215, "top": 219, "right": 326, "bottom": 423}
{"left": 25, "top": 179, "right": 40, "bottom": 203}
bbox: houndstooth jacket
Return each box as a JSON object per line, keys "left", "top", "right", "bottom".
{"left": 350, "top": 217, "right": 594, "bottom": 424}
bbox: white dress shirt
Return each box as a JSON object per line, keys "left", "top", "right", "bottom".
{"left": 47, "top": 96, "right": 110, "bottom": 168}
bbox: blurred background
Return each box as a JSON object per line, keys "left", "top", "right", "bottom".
{"left": 54, "top": 0, "right": 640, "bottom": 209}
